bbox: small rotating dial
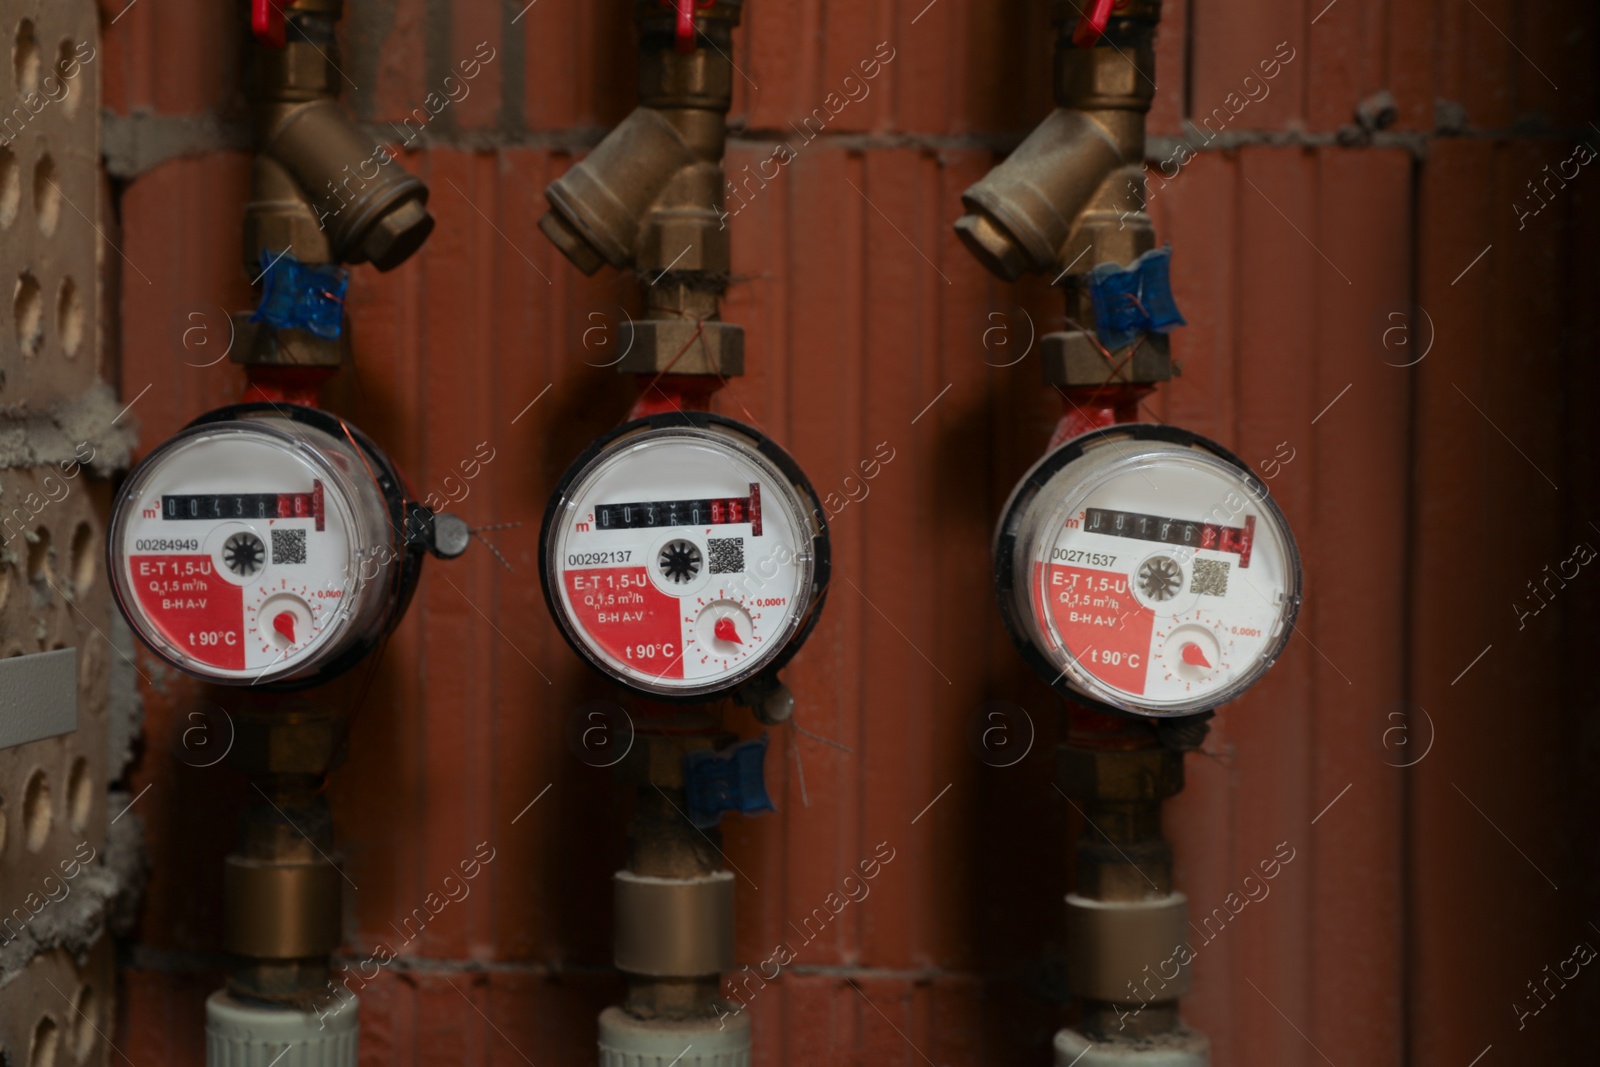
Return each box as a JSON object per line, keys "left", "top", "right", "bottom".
{"left": 541, "top": 413, "right": 830, "bottom": 700}
{"left": 108, "top": 404, "right": 425, "bottom": 688}
{"left": 995, "top": 424, "right": 1302, "bottom": 717}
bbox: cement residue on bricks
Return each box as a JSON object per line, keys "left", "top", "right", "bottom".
{"left": 0, "top": 379, "right": 138, "bottom": 475}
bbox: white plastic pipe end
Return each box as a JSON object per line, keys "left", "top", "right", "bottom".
{"left": 1055, "top": 1026, "right": 1210, "bottom": 1067}
{"left": 206, "top": 989, "right": 358, "bottom": 1067}
{"left": 598, "top": 1005, "right": 751, "bottom": 1067}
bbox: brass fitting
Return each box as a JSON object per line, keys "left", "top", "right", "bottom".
{"left": 1066, "top": 893, "right": 1193, "bottom": 1002}
{"left": 244, "top": 0, "right": 433, "bottom": 272}
{"left": 224, "top": 772, "right": 345, "bottom": 1005}
{"left": 230, "top": 312, "right": 351, "bottom": 369}
{"left": 954, "top": 1, "right": 1170, "bottom": 387}
{"left": 614, "top": 871, "right": 736, "bottom": 977}
{"left": 618, "top": 716, "right": 736, "bottom": 1021}
{"left": 1057, "top": 739, "right": 1196, "bottom": 1038}
{"left": 540, "top": 1, "right": 744, "bottom": 379}
{"left": 1058, "top": 743, "right": 1181, "bottom": 900}
{"left": 221, "top": 697, "right": 353, "bottom": 1005}
{"left": 225, "top": 858, "right": 343, "bottom": 961}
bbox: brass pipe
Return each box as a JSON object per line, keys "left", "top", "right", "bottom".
{"left": 551, "top": 9, "right": 753, "bottom": 1013}
{"left": 539, "top": 1, "right": 744, "bottom": 379}
{"left": 954, "top": 0, "right": 1171, "bottom": 389}
{"left": 222, "top": 697, "right": 352, "bottom": 1006}
{"left": 959, "top": 4, "right": 1209, "bottom": 1059}
{"left": 616, "top": 712, "right": 734, "bottom": 1022}
{"left": 244, "top": 0, "right": 433, "bottom": 274}
{"left": 1058, "top": 740, "right": 1189, "bottom": 1039}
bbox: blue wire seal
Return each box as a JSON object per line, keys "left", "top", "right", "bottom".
{"left": 250, "top": 250, "right": 350, "bottom": 340}
{"left": 683, "top": 734, "right": 776, "bottom": 829}
{"left": 1087, "top": 247, "right": 1186, "bottom": 351}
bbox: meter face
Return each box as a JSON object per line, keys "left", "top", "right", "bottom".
{"left": 545, "top": 422, "right": 824, "bottom": 699}
{"left": 110, "top": 417, "right": 395, "bottom": 686}
{"left": 1000, "top": 427, "right": 1301, "bottom": 716}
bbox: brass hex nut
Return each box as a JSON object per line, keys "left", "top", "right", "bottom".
{"left": 638, "top": 48, "right": 735, "bottom": 110}
{"left": 1057, "top": 744, "right": 1184, "bottom": 804}
{"left": 356, "top": 197, "right": 436, "bottom": 272}
{"left": 955, "top": 212, "right": 1030, "bottom": 283}
{"left": 1056, "top": 37, "right": 1157, "bottom": 108}
{"left": 1042, "top": 329, "right": 1171, "bottom": 387}
{"left": 231, "top": 315, "right": 349, "bottom": 368}
{"left": 230, "top": 715, "right": 349, "bottom": 777}
{"left": 540, "top": 211, "right": 606, "bottom": 276}
{"left": 619, "top": 319, "right": 744, "bottom": 376}
{"left": 640, "top": 209, "right": 732, "bottom": 276}
{"left": 257, "top": 39, "right": 338, "bottom": 99}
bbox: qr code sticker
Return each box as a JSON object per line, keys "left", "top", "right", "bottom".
{"left": 272, "top": 528, "right": 307, "bottom": 565}
{"left": 1192, "top": 558, "right": 1229, "bottom": 597}
{"left": 708, "top": 537, "right": 745, "bottom": 575}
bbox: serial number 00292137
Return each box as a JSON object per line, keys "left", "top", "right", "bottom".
{"left": 567, "top": 550, "right": 633, "bottom": 567}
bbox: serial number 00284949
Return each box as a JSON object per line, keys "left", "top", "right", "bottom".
{"left": 136, "top": 539, "right": 200, "bottom": 552}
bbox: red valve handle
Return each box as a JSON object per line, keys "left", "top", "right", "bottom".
{"left": 252, "top": 0, "right": 290, "bottom": 49}
{"left": 1071, "top": 0, "right": 1115, "bottom": 47}
{"left": 665, "top": 0, "right": 714, "bottom": 54}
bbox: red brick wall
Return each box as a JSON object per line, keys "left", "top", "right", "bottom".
{"left": 103, "top": 0, "right": 1599, "bottom": 1064}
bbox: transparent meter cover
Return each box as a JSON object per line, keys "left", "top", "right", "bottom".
{"left": 996, "top": 425, "right": 1302, "bottom": 717}
{"left": 109, "top": 413, "right": 403, "bottom": 687}
{"left": 542, "top": 414, "right": 829, "bottom": 700}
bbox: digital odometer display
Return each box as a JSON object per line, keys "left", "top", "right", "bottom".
{"left": 1083, "top": 507, "right": 1254, "bottom": 566}
{"left": 595, "top": 486, "right": 762, "bottom": 534}
{"left": 162, "top": 487, "right": 326, "bottom": 530}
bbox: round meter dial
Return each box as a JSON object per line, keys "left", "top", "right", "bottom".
{"left": 109, "top": 404, "right": 424, "bottom": 688}
{"left": 541, "top": 413, "right": 829, "bottom": 700}
{"left": 995, "top": 424, "right": 1301, "bottom": 717}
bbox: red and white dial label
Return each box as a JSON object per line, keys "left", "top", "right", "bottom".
{"left": 550, "top": 431, "right": 810, "bottom": 696}
{"left": 129, "top": 555, "right": 245, "bottom": 670}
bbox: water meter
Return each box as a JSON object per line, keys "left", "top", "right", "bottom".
{"left": 109, "top": 403, "right": 459, "bottom": 688}
{"left": 996, "top": 424, "right": 1301, "bottom": 717}
{"left": 541, "top": 412, "right": 829, "bottom": 701}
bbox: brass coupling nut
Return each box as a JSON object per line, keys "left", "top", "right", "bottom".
{"left": 231, "top": 313, "right": 350, "bottom": 370}
{"left": 613, "top": 870, "right": 736, "bottom": 977}
{"left": 1042, "top": 329, "right": 1171, "bottom": 387}
{"left": 225, "top": 856, "right": 343, "bottom": 960}
{"left": 1066, "top": 892, "right": 1192, "bottom": 1003}
{"left": 1057, "top": 743, "right": 1185, "bottom": 805}
{"left": 620, "top": 318, "right": 744, "bottom": 377}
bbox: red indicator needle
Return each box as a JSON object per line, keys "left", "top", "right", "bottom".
{"left": 273, "top": 611, "right": 297, "bottom": 644}
{"left": 1180, "top": 642, "right": 1211, "bottom": 668}
{"left": 713, "top": 616, "right": 742, "bottom": 644}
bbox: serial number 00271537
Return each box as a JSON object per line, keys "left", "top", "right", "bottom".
{"left": 1051, "top": 548, "right": 1117, "bottom": 567}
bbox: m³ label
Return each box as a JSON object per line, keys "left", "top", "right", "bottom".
{"left": 0, "top": 648, "right": 77, "bottom": 750}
